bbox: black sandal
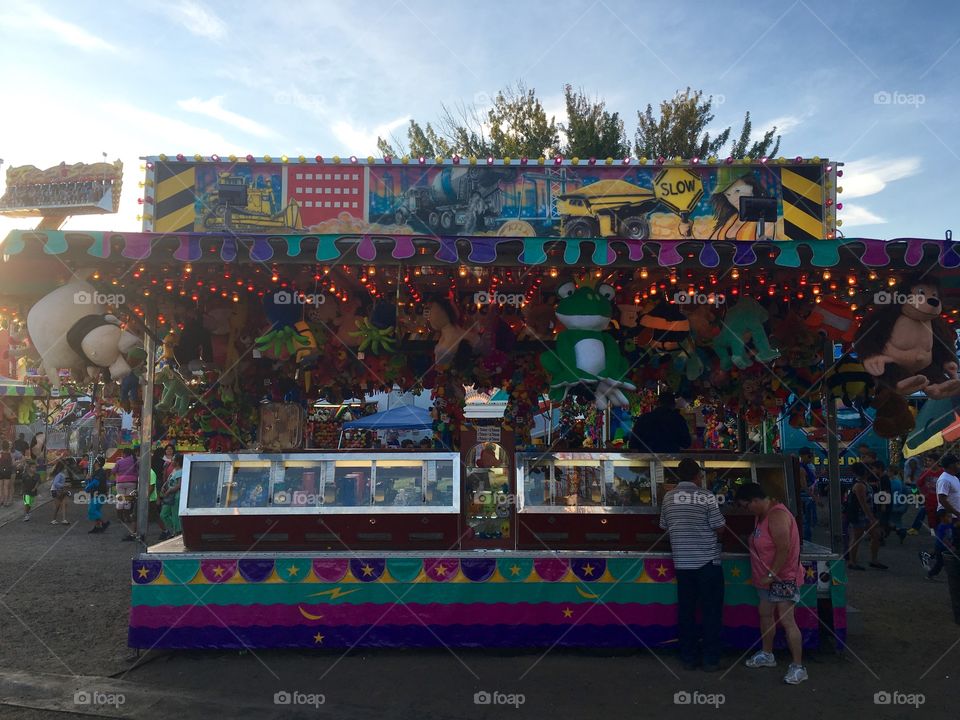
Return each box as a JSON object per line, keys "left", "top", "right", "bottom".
{"left": 869, "top": 562, "right": 889, "bottom": 570}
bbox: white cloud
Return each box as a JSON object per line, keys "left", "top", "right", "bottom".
{"left": 840, "top": 156, "right": 922, "bottom": 199}
{"left": 331, "top": 116, "right": 411, "bottom": 155}
{"left": 751, "top": 113, "right": 808, "bottom": 144}
{"left": 838, "top": 203, "right": 886, "bottom": 226}
{"left": 152, "top": 0, "right": 227, "bottom": 40}
{"left": 178, "top": 96, "right": 276, "bottom": 139}
{"left": 0, "top": 5, "right": 117, "bottom": 52}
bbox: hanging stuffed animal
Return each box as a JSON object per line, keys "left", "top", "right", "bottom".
{"left": 426, "top": 298, "right": 478, "bottom": 367}
{"left": 26, "top": 271, "right": 143, "bottom": 389}
{"left": 155, "top": 365, "right": 192, "bottom": 415}
{"left": 638, "top": 300, "right": 689, "bottom": 352}
{"left": 854, "top": 277, "right": 960, "bottom": 437}
{"left": 540, "top": 281, "right": 635, "bottom": 410}
{"left": 711, "top": 297, "right": 780, "bottom": 370}
{"left": 518, "top": 302, "right": 555, "bottom": 342}
{"left": 350, "top": 301, "right": 397, "bottom": 355}
{"left": 826, "top": 355, "right": 875, "bottom": 415}
{"left": 804, "top": 296, "right": 858, "bottom": 344}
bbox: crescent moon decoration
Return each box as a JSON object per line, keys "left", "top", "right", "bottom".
{"left": 298, "top": 606, "right": 324, "bottom": 621}
{"left": 575, "top": 586, "right": 599, "bottom": 599}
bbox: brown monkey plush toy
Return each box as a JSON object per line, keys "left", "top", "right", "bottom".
{"left": 853, "top": 277, "right": 960, "bottom": 437}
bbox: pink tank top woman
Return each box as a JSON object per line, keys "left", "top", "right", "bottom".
{"left": 749, "top": 503, "right": 803, "bottom": 585}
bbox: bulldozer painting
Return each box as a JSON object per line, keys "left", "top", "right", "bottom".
{"left": 555, "top": 179, "right": 660, "bottom": 239}
{"left": 199, "top": 172, "right": 302, "bottom": 232}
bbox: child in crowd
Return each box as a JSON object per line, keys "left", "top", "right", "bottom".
{"left": 920, "top": 508, "right": 956, "bottom": 580}
{"left": 20, "top": 460, "right": 40, "bottom": 521}
{"left": 83, "top": 456, "right": 111, "bottom": 534}
{"left": 49, "top": 460, "right": 70, "bottom": 525}
{"left": 160, "top": 454, "right": 183, "bottom": 536}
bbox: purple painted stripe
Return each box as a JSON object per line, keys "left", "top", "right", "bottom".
{"left": 129, "top": 601, "right": 819, "bottom": 630}
{"left": 128, "top": 623, "right": 820, "bottom": 650}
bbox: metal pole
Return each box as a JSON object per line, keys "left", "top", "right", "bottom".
{"left": 136, "top": 308, "right": 157, "bottom": 547}
{"left": 824, "top": 336, "right": 842, "bottom": 554}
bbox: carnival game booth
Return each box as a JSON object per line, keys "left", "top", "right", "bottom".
{"left": 8, "top": 153, "right": 953, "bottom": 651}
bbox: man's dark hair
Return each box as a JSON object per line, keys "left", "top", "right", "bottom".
{"left": 676, "top": 458, "right": 702, "bottom": 483}
{"left": 658, "top": 391, "right": 677, "bottom": 408}
{"left": 850, "top": 461, "right": 868, "bottom": 479}
{"left": 941, "top": 454, "right": 958, "bottom": 468}
{"left": 734, "top": 482, "right": 767, "bottom": 503}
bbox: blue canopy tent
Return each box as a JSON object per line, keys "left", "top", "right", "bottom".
{"left": 339, "top": 405, "right": 433, "bottom": 447}
{"left": 342, "top": 405, "right": 433, "bottom": 430}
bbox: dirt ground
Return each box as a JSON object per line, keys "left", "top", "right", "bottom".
{"left": 0, "top": 496, "right": 955, "bottom": 720}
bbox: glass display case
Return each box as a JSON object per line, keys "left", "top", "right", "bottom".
{"left": 181, "top": 452, "right": 460, "bottom": 515}
{"left": 517, "top": 452, "right": 794, "bottom": 513}
{"left": 179, "top": 452, "right": 461, "bottom": 551}
{"left": 515, "top": 452, "right": 795, "bottom": 550}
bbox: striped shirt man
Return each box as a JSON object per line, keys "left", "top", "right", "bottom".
{"left": 659, "top": 481, "right": 725, "bottom": 569}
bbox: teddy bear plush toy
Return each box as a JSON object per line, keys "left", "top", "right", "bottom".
{"left": 854, "top": 277, "right": 960, "bottom": 437}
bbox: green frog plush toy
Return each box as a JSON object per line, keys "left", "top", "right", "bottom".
{"left": 540, "top": 281, "right": 636, "bottom": 409}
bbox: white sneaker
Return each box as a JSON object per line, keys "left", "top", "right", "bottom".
{"left": 50, "top": 520, "right": 59, "bottom": 525}
{"left": 22, "top": 515, "right": 30, "bottom": 522}
{"left": 745, "top": 650, "right": 777, "bottom": 668}
{"left": 784, "top": 664, "right": 808, "bottom": 684}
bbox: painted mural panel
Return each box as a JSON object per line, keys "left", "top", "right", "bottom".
{"left": 146, "top": 160, "right": 832, "bottom": 240}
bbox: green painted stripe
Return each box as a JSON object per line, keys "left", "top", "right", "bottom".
{"left": 131, "top": 581, "right": 818, "bottom": 608}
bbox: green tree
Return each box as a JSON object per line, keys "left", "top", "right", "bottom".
{"left": 377, "top": 119, "right": 450, "bottom": 158}
{"left": 487, "top": 82, "right": 560, "bottom": 158}
{"left": 729, "top": 111, "right": 781, "bottom": 159}
{"left": 560, "top": 84, "right": 630, "bottom": 158}
{"left": 634, "top": 88, "right": 781, "bottom": 159}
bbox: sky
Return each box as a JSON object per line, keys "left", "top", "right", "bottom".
{"left": 0, "top": 0, "right": 957, "bottom": 239}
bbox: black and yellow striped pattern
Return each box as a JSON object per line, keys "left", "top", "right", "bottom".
{"left": 780, "top": 166, "right": 825, "bottom": 240}
{"left": 154, "top": 163, "right": 197, "bottom": 232}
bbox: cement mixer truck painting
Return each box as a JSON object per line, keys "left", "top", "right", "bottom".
{"left": 391, "top": 167, "right": 507, "bottom": 233}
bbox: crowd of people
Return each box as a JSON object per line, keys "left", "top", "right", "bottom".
{"left": 0, "top": 439, "right": 185, "bottom": 543}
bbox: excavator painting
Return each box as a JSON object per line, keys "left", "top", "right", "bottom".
{"left": 199, "top": 173, "right": 302, "bottom": 232}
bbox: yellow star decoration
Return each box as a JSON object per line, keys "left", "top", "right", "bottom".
{"left": 137, "top": 566, "right": 150, "bottom": 579}
{"left": 806, "top": 566, "right": 816, "bottom": 579}
{"left": 730, "top": 566, "right": 742, "bottom": 578}
{"left": 287, "top": 565, "right": 300, "bottom": 577}
{"left": 562, "top": 608, "right": 574, "bottom": 618}
{"left": 509, "top": 565, "right": 522, "bottom": 576}
{"left": 434, "top": 564, "right": 448, "bottom": 577}
{"left": 656, "top": 564, "right": 668, "bottom": 577}
{"left": 213, "top": 565, "right": 226, "bottom": 578}
{"left": 581, "top": 563, "right": 595, "bottom": 577}
{"left": 313, "top": 632, "right": 324, "bottom": 644}
{"left": 361, "top": 564, "right": 374, "bottom": 577}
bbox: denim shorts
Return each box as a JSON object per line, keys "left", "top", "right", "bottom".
{"left": 757, "top": 588, "right": 800, "bottom": 604}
